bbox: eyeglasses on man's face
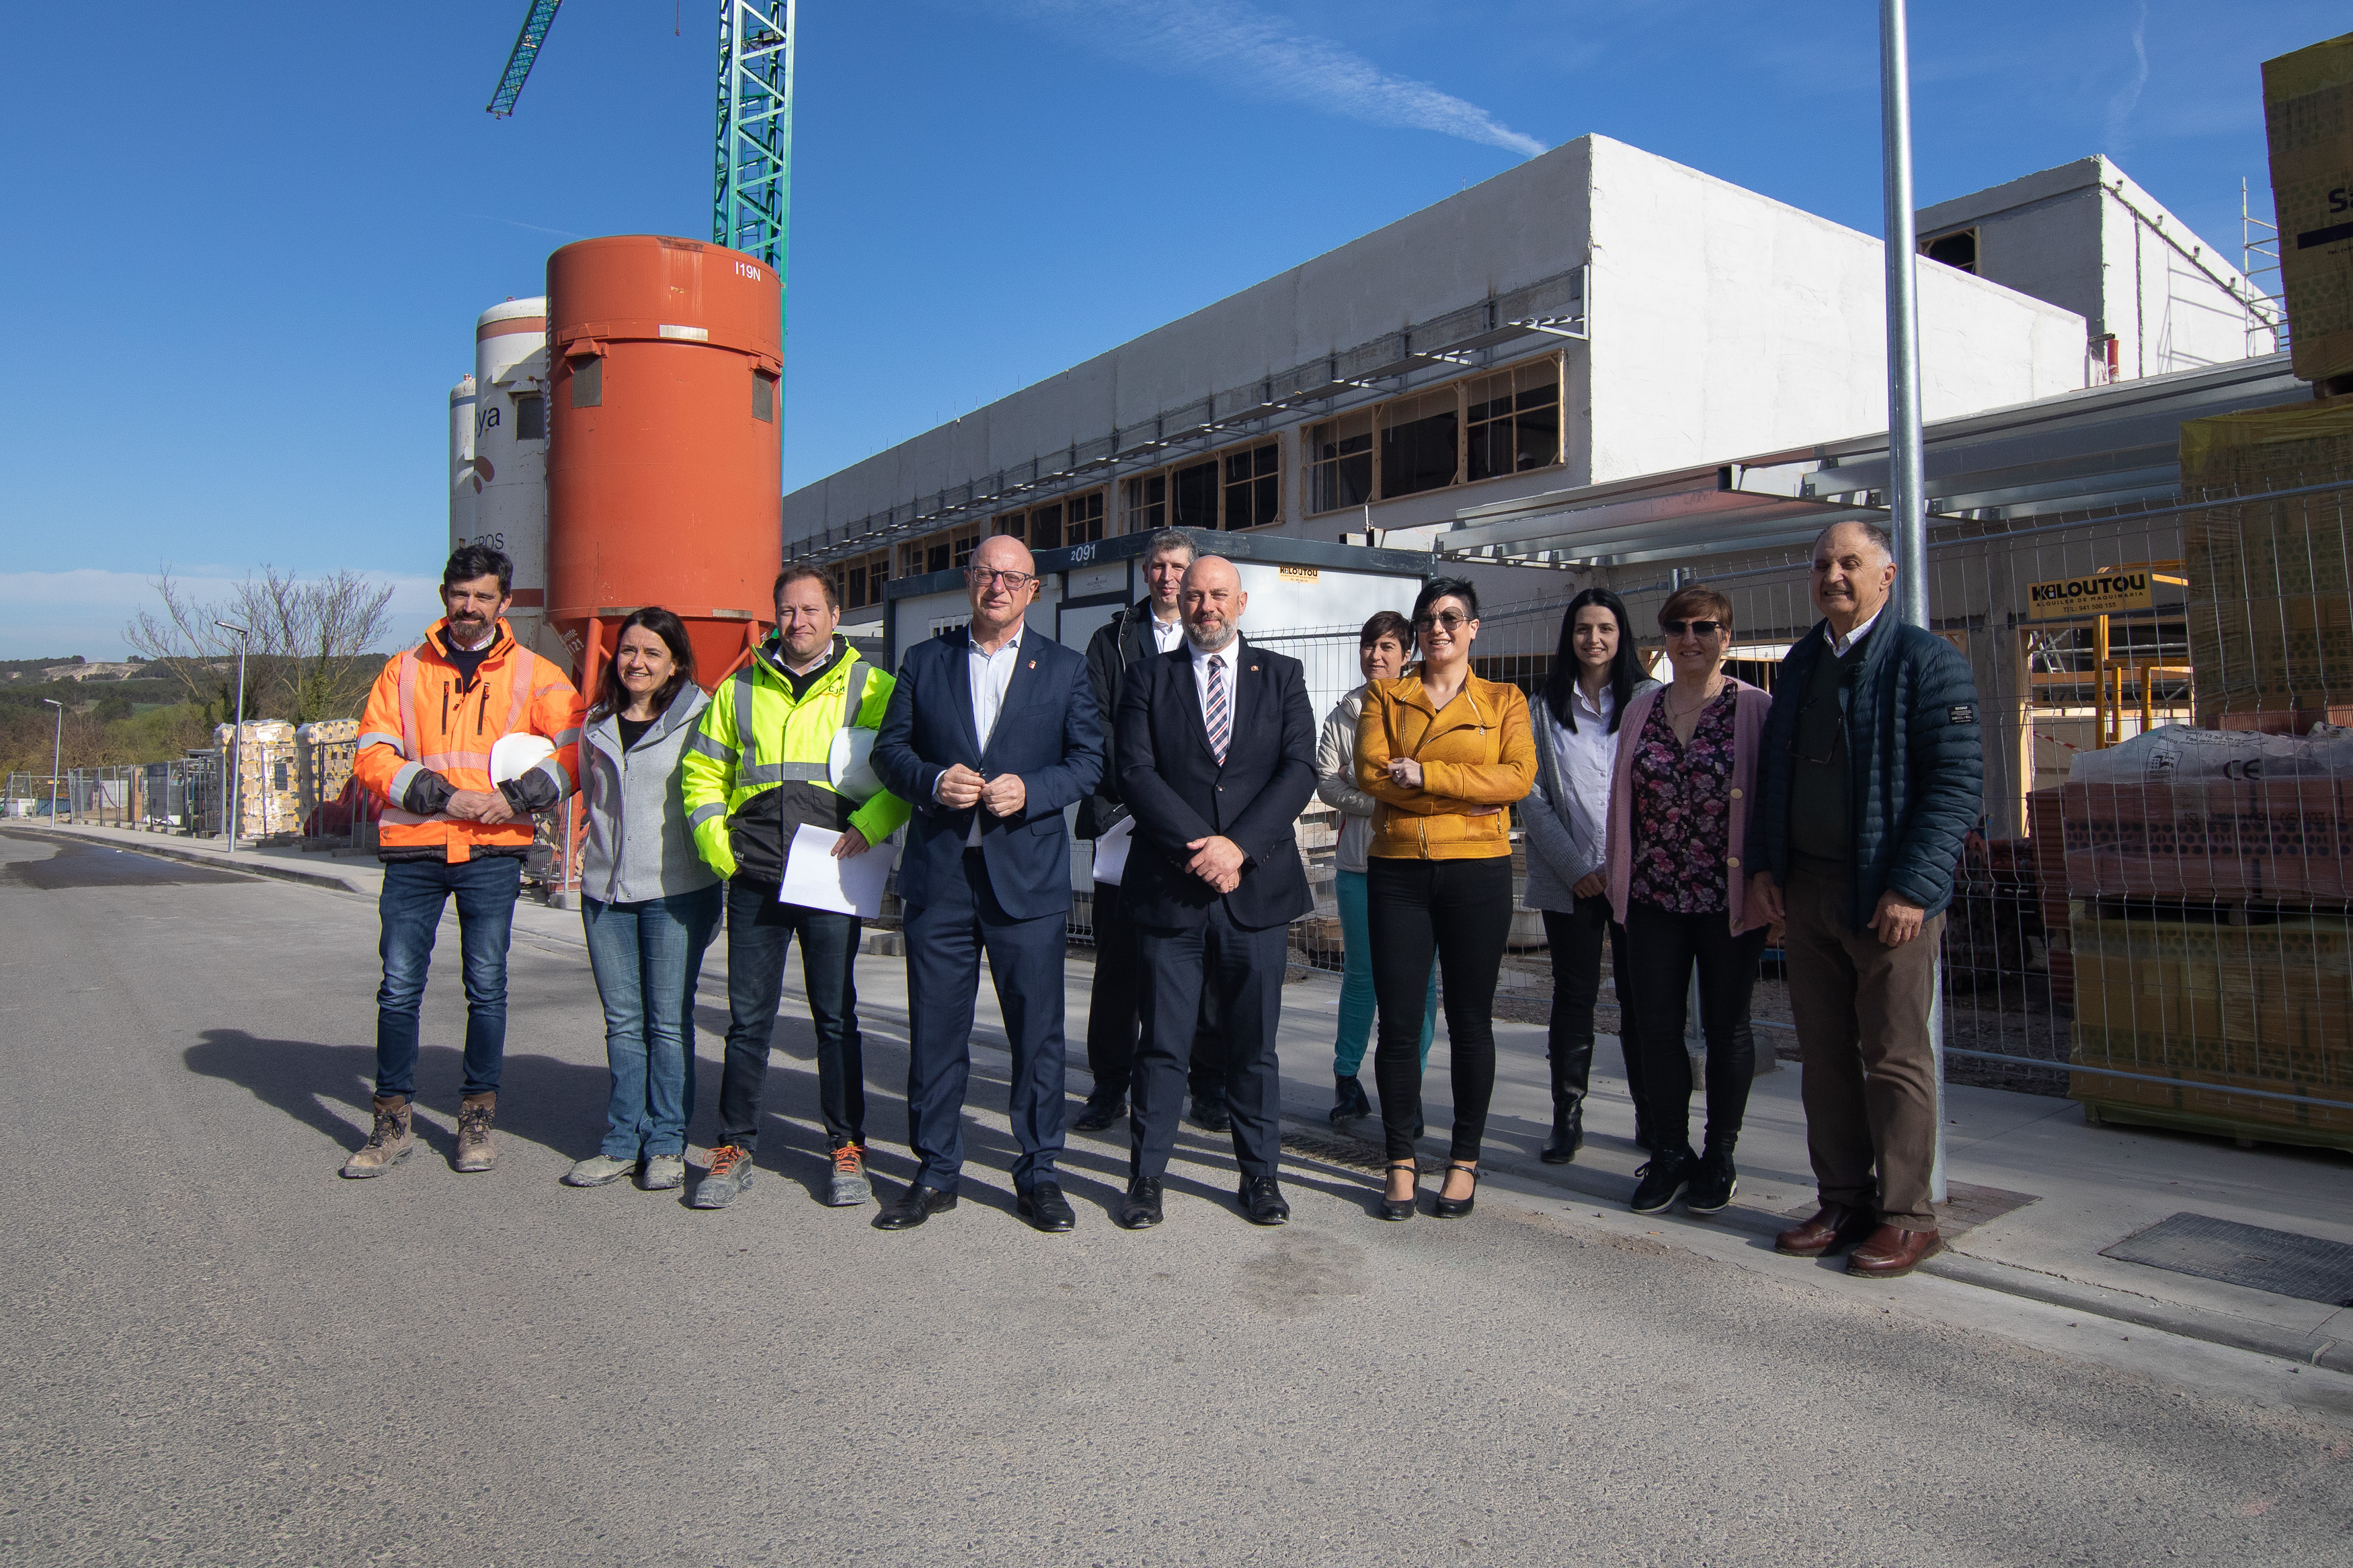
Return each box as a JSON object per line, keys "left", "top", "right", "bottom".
{"left": 1414, "top": 610, "right": 1470, "bottom": 632}
{"left": 966, "top": 568, "right": 1036, "bottom": 589}
{"left": 1661, "top": 618, "right": 1724, "bottom": 638}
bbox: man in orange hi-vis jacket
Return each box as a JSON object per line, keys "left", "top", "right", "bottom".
{"left": 342, "top": 545, "right": 582, "bottom": 1180}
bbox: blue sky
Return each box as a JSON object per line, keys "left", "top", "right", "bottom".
{"left": 0, "top": 0, "right": 2338, "bottom": 659}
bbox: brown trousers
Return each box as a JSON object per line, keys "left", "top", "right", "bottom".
{"left": 1782, "top": 866, "right": 1944, "bottom": 1231}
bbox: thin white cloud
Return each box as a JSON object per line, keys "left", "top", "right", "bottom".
{"left": 2102, "top": 3, "right": 2150, "bottom": 155}
{"left": 993, "top": 0, "right": 1547, "bottom": 157}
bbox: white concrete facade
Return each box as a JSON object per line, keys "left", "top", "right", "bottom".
{"left": 1916, "top": 156, "right": 2278, "bottom": 384}
{"left": 784, "top": 134, "right": 2087, "bottom": 569}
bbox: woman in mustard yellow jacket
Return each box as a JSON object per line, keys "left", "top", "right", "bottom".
{"left": 1357, "top": 577, "right": 1536, "bottom": 1220}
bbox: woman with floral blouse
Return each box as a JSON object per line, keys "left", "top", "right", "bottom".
{"left": 1605, "top": 584, "right": 1774, "bottom": 1219}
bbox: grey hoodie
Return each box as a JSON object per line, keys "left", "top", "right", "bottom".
{"left": 579, "top": 681, "right": 720, "bottom": 905}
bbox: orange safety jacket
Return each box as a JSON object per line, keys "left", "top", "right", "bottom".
{"left": 354, "top": 618, "right": 583, "bottom": 864}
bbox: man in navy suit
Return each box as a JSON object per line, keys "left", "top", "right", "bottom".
{"left": 1113, "top": 555, "right": 1318, "bottom": 1229}
{"left": 871, "top": 533, "right": 1105, "bottom": 1232}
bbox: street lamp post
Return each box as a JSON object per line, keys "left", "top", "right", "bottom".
{"left": 1879, "top": 0, "right": 1944, "bottom": 1204}
{"left": 215, "top": 621, "right": 250, "bottom": 855}
{"left": 42, "top": 698, "right": 63, "bottom": 823}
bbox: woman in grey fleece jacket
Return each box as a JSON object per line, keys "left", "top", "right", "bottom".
{"left": 563, "top": 609, "right": 722, "bottom": 1192}
{"left": 1523, "top": 589, "right": 1657, "bottom": 1163}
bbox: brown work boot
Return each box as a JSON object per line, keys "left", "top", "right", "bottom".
{"left": 453, "top": 1092, "right": 498, "bottom": 1172}
{"left": 341, "top": 1095, "right": 414, "bottom": 1178}
{"left": 1847, "top": 1224, "right": 1944, "bottom": 1278}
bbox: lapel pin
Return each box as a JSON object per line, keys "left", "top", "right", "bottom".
{"left": 1027, "top": 659, "right": 1036, "bottom": 669}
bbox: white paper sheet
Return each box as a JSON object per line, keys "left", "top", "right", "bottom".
{"left": 780, "top": 823, "right": 889, "bottom": 919}
{"left": 1090, "top": 814, "right": 1136, "bottom": 886}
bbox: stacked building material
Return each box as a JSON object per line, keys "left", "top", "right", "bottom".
{"left": 2069, "top": 901, "right": 2353, "bottom": 1153}
{"left": 2058, "top": 778, "right": 2353, "bottom": 903}
{"left": 2182, "top": 396, "right": 2353, "bottom": 727}
{"left": 2026, "top": 786, "right": 2074, "bottom": 1007}
{"left": 212, "top": 721, "right": 299, "bottom": 839}
{"left": 294, "top": 718, "right": 360, "bottom": 833}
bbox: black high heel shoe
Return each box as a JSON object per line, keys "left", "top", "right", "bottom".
{"left": 1433, "top": 1162, "right": 1480, "bottom": 1219}
{"left": 1379, "top": 1161, "right": 1418, "bottom": 1221}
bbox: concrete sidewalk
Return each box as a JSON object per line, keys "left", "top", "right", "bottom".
{"left": 30, "top": 818, "right": 2353, "bottom": 1378}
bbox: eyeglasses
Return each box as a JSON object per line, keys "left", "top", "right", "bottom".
{"left": 1661, "top": 619, "right": 1724, "bottom": 638}
{"left": 966, "top": 568, "right": 1036, "bottom": 589}
{"left": 1414, "top": 611, "right": 1470, "bottom": 632}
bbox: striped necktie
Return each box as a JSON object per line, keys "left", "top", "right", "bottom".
{"left": 1204, "top": 654, "right": 1230, "bottom": 765}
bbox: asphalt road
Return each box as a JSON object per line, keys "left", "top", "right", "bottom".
{"left": 3, "top": 829, "right": 2349, "bottom": 1567}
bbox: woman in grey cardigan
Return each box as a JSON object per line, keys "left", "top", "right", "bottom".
{"left": 563, "top": 608, "right": 723, "bottom": 1192}
{"left": 1523, "top": 589, "right": 1657, "bottom": 1163}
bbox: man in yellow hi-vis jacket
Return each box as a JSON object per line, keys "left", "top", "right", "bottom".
{"left": 679, "top": 565, "right": 909, "bottom": 1210}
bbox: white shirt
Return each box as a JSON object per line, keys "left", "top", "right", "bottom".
{"left": 950, "top": 622, "right": 1024, "bottom": 845}
{"left": 1148, "top": 609, "right": 1185, "bottom": 655}
{"left": 1189, "top": 635, "right": 1242, "bottom": 753}
{"left": 1552, "top": 682, "right": 1618, "bottom": 871}
{"left": 1829, "top": 607, "right": 1883, "bottom": 657}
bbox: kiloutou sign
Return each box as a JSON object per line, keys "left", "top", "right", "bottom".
{"left": 2026, "top": 570, "right": 2154, "bottom": 621}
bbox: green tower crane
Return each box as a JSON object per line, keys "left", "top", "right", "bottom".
{"left": 485, "top": 1, "right": 796, "bottom": 275}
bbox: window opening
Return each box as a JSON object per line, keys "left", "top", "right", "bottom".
{"left": 1222, "top": 442, "right": 1279, "bottom": 530}
{"left": 514, "top": 392, "right": 545, "bottom": 442}
{"left": 1466, "top": 361, "right": 1560, "bottom": 481}
{"left": 1028, "top": 502, "right": 1063, "bottom": 551}
{"left": 1124, "top": 474, "right": 1166, "bottom": 534}
{"left": 1921, "top": 229, "right": 1978, "bottom": 274}
{"left": 1066, "top": 489, "right": 1105, "bottom": 544}
{"left": 992, "top": 511, "right": 1027, "bottom": 538}
{"left": 1172, "top": 460, "right": 1219, "bottom": 530}
{"left": 1380, "top": 388, "right": 1458, "bottom": 499}
{"left": 1308, "top": 411, "right": 1374, "bottom": 515}
{"left": 752, "top": 371, "right": 776, "bottom": 422}
{"left": 569, "top": 356, "right": 603, "bottom": 408}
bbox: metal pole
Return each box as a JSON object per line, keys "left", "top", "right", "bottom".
{"left": 1880, "top": 0, "right": 1944, "bottom": 1204}
{"left": 1880, "top": 0, "right": 1928, "bottom": 631}
{"left": 43, "top": 699, "right": 63, "bottom": 822}
{"left": 217, "top": 621, "right": 249, "bottom": 855}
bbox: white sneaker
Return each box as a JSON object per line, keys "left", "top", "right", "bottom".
{"left": 563, "top": 1153, "right": 636, "bottom": 1187}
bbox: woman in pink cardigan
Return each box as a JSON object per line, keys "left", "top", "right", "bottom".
{"left": 1606, "top": 583, "right": 1773, "bottom": 1220}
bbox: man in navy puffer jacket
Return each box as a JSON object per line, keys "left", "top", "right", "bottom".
{"left": 1751, "top": 520, "right": 1982, "bottom": 1280}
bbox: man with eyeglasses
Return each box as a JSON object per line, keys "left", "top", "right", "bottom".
{"left": 871, "top": 533, "right": 1105, "bottom": 1231}
{"left": 1751, "top": 520, "right": 1983, "bottom": 1279}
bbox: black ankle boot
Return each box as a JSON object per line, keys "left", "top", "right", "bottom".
{"left": 1330, "top": 1074, "right": 1372, "bottom": 1124}
{"left": 1685, "top": 1140, "right": 1739, "bottom": 1215}
{"left": 1540, "top": 1098, "right": 1583, "bottom": 1164}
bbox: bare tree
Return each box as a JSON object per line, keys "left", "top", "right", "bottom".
{"left": 126, "top": 567, "right": 397, "bottom": 723}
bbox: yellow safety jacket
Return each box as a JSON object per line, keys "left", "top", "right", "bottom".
{"left": 680, "top": 636, "right": 910, "bottom": 882}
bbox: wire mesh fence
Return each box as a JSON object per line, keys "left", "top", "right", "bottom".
{"left": 1231, "top": 466, "right": 2353, "bottom": 1151}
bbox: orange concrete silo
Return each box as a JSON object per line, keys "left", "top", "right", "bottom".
{"left": 545, "top": 235, "right": 783, "bottom": 695}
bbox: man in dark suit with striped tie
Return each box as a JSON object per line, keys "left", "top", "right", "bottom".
{"left": 1111, "top": 555, "right": 1319, "bottom": 1228}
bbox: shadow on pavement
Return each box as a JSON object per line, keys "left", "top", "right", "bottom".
{"left": 183, "top": 1030, "right": 614, "bottom": 1163}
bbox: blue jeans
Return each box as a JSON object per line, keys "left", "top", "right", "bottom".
{"left": 374, "top": 855, "right": 524, "bottom": 1099}
{"left": 1332, "top": 867, "right": 1436, "bottom": 1077}
{"left": 719, "top": 881, "right": 865, "bottom": 1152}
{"left": 582, "top": 885, "right": 723, "bottom": 1160}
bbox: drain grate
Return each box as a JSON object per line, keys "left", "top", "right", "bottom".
{"left": 2101, "top": 1212, "right": 2353, "bottom": 1307}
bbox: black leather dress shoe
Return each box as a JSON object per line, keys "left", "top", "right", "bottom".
{"left": 1237, "top": 1176, "right": 1290, "bottom": 1225}
{"left": 1016, "top": 1180, "right": 1076, "bottom": 1232}
{"left": 1191, "top": 1098, "right": 1233, "bottom": 1134}
{"left": 873, "top": 1183, "right": 958, "bottom": 1231}
{"left": 1072, "top": 1097, "right": 1126, "bottom": 1133}
{"left": 1117, "top": 1176, "right": 1163, "bottom": 1229}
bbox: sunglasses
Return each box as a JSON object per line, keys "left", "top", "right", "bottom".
{"left": 1414, "top": 611, "right": 1471, "bottom": 632}
{"left": 1661, "top": 618, "right": 1724, "bottom": 638}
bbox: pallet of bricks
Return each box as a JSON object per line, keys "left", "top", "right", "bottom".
{"left": 214, "top": 721, "right": 301, "bottom": 842}
{"left": 2050, "top": 391, "right": 2353, "bottom": 1153}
